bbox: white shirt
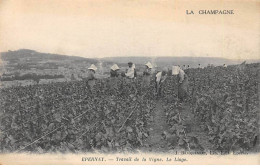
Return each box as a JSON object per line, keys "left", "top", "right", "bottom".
{"left": 125, "top": 67, "right": 135, "bottom": 79}
{"left": 156, "top": 72, "right": 162, "bottom": 82}
{"left": 179, "top": 69, "right": 185, "bottom": 83}
{"left": 172, "top": 66, "right": 180, "bottom": 75}
{"left": 156, "top": 72, "right": 167, "bottom": 83}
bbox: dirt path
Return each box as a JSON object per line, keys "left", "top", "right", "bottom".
{"left": 147, "top": 100, "right": 169, "bottom": 152}
{"left": 146, "top": 100, "right": 212, "bottom": 152}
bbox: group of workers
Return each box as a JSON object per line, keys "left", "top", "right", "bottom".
{"left": 83, "top": 61, "right": 189, "bottom": 101}
{"left": 76, "top": 61, "right": 229, "bottom": 100}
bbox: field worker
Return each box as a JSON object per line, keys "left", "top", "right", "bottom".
{"left": 178, "top": 68, "right": 189, "bottom": 102}
{"left": 143, "top": 62, "right": 153, "bottom": 87}
{"left": 223, "top": 64, "right": 227, "bottom": 68}
{"left": 110, "top": 64, "right": 120, "bottom": 77}
{"left": 183, "top": 65, "right": 186, "bottom": 70}
{"left": 87, "top": 64, "right": 97, "bottom": 91}
{"left": 71, "top": 73, "right": 76, "bottom": 81}
{"left": 198, "top": 64, "right": 201, "bottom": 69}
{"left": 109, "top": 64, "right": 120, "bottom": 90}
{"left": 155, "top": 70, "right": 167, "bottom": 97}
{"left": 187, "top": 65, "right": 190, "bottom": 69}
{"left": 133, "top": 63, "right": 137, "bottom": 79}
{"left": 125, "top": 62, "right": 135, "bottom": 79}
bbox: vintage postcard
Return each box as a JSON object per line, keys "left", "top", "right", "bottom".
{"left": 0, "top": 0, "right": 259, "bottom": 165}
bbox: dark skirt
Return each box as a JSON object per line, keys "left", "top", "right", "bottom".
{"left": 178, "top": 76, "right": 189, "bottom": 101}
{"left": 142, "top": 75, "right": 151, "bottom": 87}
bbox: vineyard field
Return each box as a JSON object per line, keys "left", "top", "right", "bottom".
{"left": 0, "top": 63, "right": 259, "bottom": 154}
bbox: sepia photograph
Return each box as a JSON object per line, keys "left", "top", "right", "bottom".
{"left": 0, "top": 0, "right": 259, "bottom": 165}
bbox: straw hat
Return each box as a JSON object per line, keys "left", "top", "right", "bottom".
{"left": 145, "top": 62, "right": 153, "bottom": 69}
{"left": 111, "top": 64, "right": 120, "bottom": 71}
{"left": 88, "top": 64, "right": 97, "bottom": 71}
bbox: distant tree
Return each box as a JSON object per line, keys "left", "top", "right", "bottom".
{"left": 33, "top": 77, "right": 40, "bottom": 84}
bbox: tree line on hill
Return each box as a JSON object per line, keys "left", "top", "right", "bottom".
{"left": 0, "top": 73, "right": 65, "bottom": 83}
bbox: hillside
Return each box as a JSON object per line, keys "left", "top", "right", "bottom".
{"left": 0, "top": 49, "right": 259, "bottom": 88}
{"left": 0, "top": 49, "right": 98, "bottom": 71}
{"left": 0, "top": 49, "right": 111, "bottom": 87}
{"left": 2, "top": 49, "right": 258, "bottom": 72}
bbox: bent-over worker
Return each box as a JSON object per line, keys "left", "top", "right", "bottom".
{"left": 155, "top": 70, "right": 167, "bottom": 97}
{"left": 110, "top": 64, "right": 120, "bottom": 77}
{"left": 178, "top": 68, "right": 189, "bottom": 102}
{"left": 109, "top": 64, "right": 120, "bottom": 90}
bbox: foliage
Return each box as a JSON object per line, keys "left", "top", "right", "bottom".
{"left": 0, "top": 63, "right": 258, "bottom": 153}
{"left": 0, "top": 77, "right": 155, "bottom": 153}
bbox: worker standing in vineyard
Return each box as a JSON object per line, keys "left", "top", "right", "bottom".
{"left": 125, "top": 62, "right": 135, "bottom": 82}
{"left": 70, "top": 73, "right": 76, "bottom": 81}
{"left": 143, "top": 62, "right": 153, "bottom": 87}
{"left": 86, "top": 64, "right": 97, "bottom": 92}
{"left": 178, "top": 68, "right": 189, "bottom": 102}
{"left": 155, "top": 70, "right": 167, "bottom": 97}
{"left": 133, "top": 63, "right": 137, "bottom": 79}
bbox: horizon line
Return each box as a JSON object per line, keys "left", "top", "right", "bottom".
{"left": 1, "top": 49, "right": 259, "bottom": 61}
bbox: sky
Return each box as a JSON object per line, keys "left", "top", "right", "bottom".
{"left": 0, "top": 0, "right": 259, "bottom": 60}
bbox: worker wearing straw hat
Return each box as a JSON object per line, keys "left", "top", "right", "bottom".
{"left": 110, "top": 64, "right": 120, "bottom": 77}
{"left": 87, "top": 64, "right": 97, "bottom": 91}
{"left": 109, "top": 64, "right": 120, "bottom": 90}
{"left": 143, "top": 62, "right": 153, "bottom": 87}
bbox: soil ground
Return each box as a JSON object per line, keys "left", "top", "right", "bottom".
{"left": 146, "top": 100, "right": 212, "bottom": 152}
